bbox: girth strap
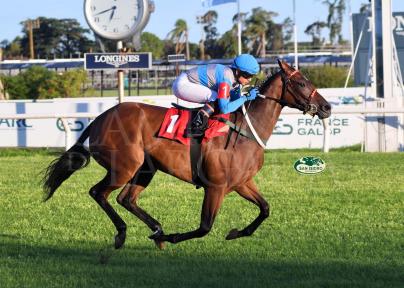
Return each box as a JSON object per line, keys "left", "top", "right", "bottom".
{"left": 212, "top": 116, "right": 256, "bottom": 142}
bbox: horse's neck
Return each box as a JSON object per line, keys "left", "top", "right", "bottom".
{"left": 244, "top": 74, "right": 283, "bottom": 142}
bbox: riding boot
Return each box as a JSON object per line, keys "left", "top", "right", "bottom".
{"left": 189, "top": 103, "right": 215, "bottom": 137}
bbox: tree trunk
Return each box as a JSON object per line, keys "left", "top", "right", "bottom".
{"left": 0, "top": 78, "right": 8, "bottom": 100}
{"left": 261, "top": 33, "right": 266, "bottom": 58}
{"left": 199, "top": 40, "right": 205, "bottom": 60}
{"left": 185, "top": 30, "right": 190, "bottom": 60}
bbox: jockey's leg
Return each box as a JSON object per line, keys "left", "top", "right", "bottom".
{"left": 190, "top": 102, "right": 215, "bottom": 136}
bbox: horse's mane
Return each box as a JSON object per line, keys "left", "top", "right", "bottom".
{"left": 257, "top": 70, "right": 281, "bottom": 93}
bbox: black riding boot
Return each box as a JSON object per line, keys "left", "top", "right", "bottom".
{"left": 189, "top": 103, "right": 215, "bottom": 137}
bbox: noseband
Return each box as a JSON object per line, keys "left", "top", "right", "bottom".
{"left": 261, "top": 70, "right": 318, "bottom": 115}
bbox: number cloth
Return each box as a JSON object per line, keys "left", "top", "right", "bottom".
{"left": 158, "top": 108, "right": 230, "bottom": 145}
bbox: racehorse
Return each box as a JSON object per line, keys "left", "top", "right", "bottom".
{"left": 42, "top": 60, "right": 331, "bottom": 249}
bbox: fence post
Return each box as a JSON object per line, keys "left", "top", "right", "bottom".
{"left": 322, "top": 119, "right": 330, "bottom": 153}
{"left": 59, "top": 118, "right": 72, "bottom": 151}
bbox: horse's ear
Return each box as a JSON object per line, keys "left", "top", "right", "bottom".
{"left": 277, "top": 59, "right": 294, "bottom": 74}
{"left": 277, "top": 59, "right": 284, "bottom": 70}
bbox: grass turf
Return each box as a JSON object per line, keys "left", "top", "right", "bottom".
{"left": 0, "top": 148, "right": 403, "bottom": 287}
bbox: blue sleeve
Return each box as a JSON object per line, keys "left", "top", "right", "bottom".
{"left": 218, "top": 97, "right": 246, "bottom": 114}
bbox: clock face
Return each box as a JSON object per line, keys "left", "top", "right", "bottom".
{"left": 84, "top": 0, "right": 144, "bottom": 40}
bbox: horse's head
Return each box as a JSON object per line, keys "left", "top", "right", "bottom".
{"left": 274, "top": 59, "right": 331, "bottom": 119}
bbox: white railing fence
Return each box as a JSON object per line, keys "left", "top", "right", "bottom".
{"left": 1, "top": 107, "right": 404, "bottom": 152}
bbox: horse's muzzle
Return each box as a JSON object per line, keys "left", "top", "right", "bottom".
{"left": 317, "top": 104, "right": 332, "bottom": 119}
{"left": 304, "top": 104, "right": 318, "bottom": 117}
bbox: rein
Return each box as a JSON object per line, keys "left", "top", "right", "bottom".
{"left": 242, "top": 70, "right": 318, "bottom": 149}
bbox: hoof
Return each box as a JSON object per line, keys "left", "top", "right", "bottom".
{"left": 149, "top": 228, "right": 164, "bottom": 241}
{"left": 225, "top": 229, "right": 240, "bottom": 240}
{"left": 154, "top": 240, "right": 166, "bottom": 250}
{"left": 114, "top": 231, "right": 126, "bottom": 249}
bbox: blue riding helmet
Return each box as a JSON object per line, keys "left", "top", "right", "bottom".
{"left": 230, "top": 54, "right": 260, "bottom": 75}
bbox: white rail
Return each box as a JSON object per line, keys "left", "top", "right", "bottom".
{"left": 1, "top": 108, "right": 404, "bottom": 152}
{"left": 0, "top": 113, "right": 98, "bottom": 151}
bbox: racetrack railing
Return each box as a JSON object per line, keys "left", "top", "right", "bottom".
{"left": 1, "top": 107, "right": 404, "bottom": 152}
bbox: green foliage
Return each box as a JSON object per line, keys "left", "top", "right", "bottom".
{"left": 20, "top": 17, "right": 94, "bottom": 58}
{"left": 0, "top": 150, "right": 403, "bottom": 287}
{"left": 300, "top": 65, "right": 354, "bottom": 88}
{"left": 2, "top": 66, "right": 88, "bottom": 99}
{"left": 1, "top": 74, "right": 28, "bottom": 99}
{"left": 56, "top": 69, "right": 87, "bottom": 98}
{"left": 140, "top": 32, "right": 164, "bottom": 59}
{"left": 2, "top": 66, "right": 56, "bottom": 99}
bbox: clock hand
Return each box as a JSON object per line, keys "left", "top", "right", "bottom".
{"left": 109, "top": 6, "right": 116, "bottom": 21}
{"left": 95, "top": 6, "right": 116, "bottom": 16}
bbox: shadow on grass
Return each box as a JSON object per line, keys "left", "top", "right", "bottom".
{"left": 0, "top": 236, "right": 402, "bottom": 288}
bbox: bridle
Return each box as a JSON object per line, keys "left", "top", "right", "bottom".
{"left": 242, "top": 69, "right": 319, "bottom": 148}
{"left": 259, "top": 70, "right": 318, "bottom": 116}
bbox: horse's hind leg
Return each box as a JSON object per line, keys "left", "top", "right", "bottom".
{"left": 89, "top": 171, "right": 135, "bottom": 249}
{"left": 226, "top": 180, "right": 270, "bottom": 240}
{"left": 153, "top": 187, "right": 226, "bottom": 244}
{"left": 116, "top": 161, "right": 166, "bottom": 249}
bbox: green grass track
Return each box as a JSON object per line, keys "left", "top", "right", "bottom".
{"left": 0, "top": 148, "right": 403, "bottom": 287}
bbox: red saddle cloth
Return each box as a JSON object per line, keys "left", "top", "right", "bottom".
{"left": 158, "top": 108, "right": 230, "bottom": 145}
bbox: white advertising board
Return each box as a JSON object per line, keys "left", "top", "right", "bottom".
{"left": 0, "top": 88, "right": 368, "bottom": 149}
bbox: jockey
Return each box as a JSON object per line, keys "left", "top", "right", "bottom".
{"left": 172, "top": 54, "right": 260, "bottom": 136}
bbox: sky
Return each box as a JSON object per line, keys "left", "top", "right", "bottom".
{"left": 1, "top": 0, "right": 404, "bottom": 44}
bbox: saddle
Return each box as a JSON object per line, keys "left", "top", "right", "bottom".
{"left": 158, "top": 104, "right": 229, "bottom": 146}
{"left": 158, "top": 104, "right": 230, "bottom": 187}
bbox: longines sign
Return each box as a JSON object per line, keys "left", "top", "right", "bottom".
{"left": 84, "top": 53, "right": 152, "bottom": 70}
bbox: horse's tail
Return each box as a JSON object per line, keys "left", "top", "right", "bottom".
{"left": 42, "top": 122, "right": 93, "bottom": 201}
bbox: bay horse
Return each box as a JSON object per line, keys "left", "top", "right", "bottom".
{"left": 42, "top": 60, "right": 331, "bottom": 249}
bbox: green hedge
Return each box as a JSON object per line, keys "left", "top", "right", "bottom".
{"left": 1, "top": 66, "right": 88, "bottom": 100}
{"left": 300, "top": 65, "right": 354, "bottom": 88}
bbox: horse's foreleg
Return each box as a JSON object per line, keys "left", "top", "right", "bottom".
{"left": 117, "top": 161, "right": 166, "bottom": 249}
{"left": 226, "top": 180, "right": 270, "bottom": 240}
{"left": 154, "top": 188, "right": 225, "bottom": 244}
{"left": 89, "top": 172, "right": 132, "bottom": 249}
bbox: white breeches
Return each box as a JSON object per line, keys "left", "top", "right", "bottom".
{"left": 172, "top": 72, "right": 217, "bottom": 103}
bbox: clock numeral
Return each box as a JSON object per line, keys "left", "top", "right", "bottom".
{"left": 94, "top": 17, "right": 100, "bottom": 23}
{"left": 125, "top": 25, "right": 130, "bottom": 30}
{"left": 103, "top": 25, "right": 107, "bottom": 31}
{"left": 113, "top": 28, "right": 119, "bottom": 33}
{"left": 91, "top": 5, "right": 96, "bottom": 12}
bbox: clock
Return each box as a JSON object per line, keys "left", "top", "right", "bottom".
{"left": 84, "top": 0, "right": 154, "bottom": 40}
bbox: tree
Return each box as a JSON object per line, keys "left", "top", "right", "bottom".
{"left": 167, "top": 19, "right": 190, "bottom": 60}
{"left": 217, "top": 30, "right": 237, "bottom": 58}
{"left": 245, "top": 8, "right": 278, "bottom": 57}
{"left": 305, "top": 21, "right": 327, "bottom": 48}
{"left": 139, "top": 32, "right": 164, "bottom": 59}
{"left": 201, "top": 10, "right": 219, "bottom": 59}
{"left": 267, "top": 22, "right": 284, "bottom": 52}
{"left": 1, "top": 37, "right": 23, "bottom": 59}
{"left": 282, "top": 17, "right": 294, "bottom": 45}
{"left": 320, "top": 0, "right": 346, "bottom": 45}
{"left": 19, "top": 17, "right": 95, "bottom": 59}
{"left": 230, "top": 12, "right": 248, "bottom": 55}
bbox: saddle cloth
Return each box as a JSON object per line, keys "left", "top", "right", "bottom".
{"left": 158, "top": 108, "right": 229, "bottom": 145}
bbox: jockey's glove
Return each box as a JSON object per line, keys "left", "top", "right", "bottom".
{"left": 246, "top": 88, "right": 259, "bottom": 101}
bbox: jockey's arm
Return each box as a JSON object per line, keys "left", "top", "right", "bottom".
{"left": 217, "top": 82, "right": 246, "bottom": 114}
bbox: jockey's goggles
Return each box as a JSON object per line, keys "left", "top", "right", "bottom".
{"left": 239, "top": 70, "right": 254, "bottom": 79}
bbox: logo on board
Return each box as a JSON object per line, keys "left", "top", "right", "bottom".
{"left": 94, "top": 54, "right": 141, "bottom": 68}
{"left": 294, "top": 156, "right": 326, "bottom": 174}
{"left": 85, "top": 53, "right": 152, "bottom": 70}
